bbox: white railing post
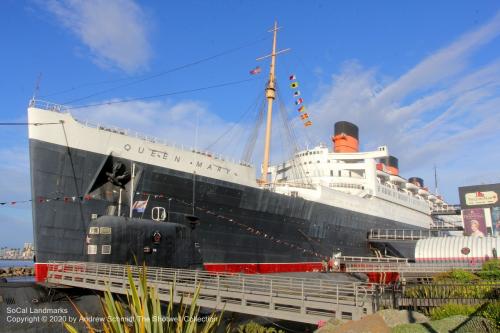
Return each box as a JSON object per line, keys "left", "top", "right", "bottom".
{"left": 216, "top": 275, "right": 221, "bottom": 303}
{"left": 354, "top": 283, "right": 358, "bottom": 307}
{"left": 336, "top": 284, "right": 339, "bottom": 308}
{"left": 242, "top": 277, "right": 246, "bottom": 306}
{"left": 270, "top": 280, "right": 274, "bottom": 310}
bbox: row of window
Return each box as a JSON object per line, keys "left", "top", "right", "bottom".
{"left": 295, "top": 150, "right": 324, "bottom": 157}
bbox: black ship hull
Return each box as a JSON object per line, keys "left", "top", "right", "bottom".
{"left": 30, "top": 139, "right": 420, "bottom": 273}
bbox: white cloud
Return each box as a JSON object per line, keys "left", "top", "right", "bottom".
{"left": 307, "top": 12, "right": 500, "bottom": 202}
{"left": 43, "top": 0, "right": 152, "bottom": 73}
{"left": 375, "top": 11, "right": 500, "bottom": 107}
{"left": 70, "top": 99, "right": 253, "bottom": 162}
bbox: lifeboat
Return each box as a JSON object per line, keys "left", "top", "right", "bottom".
{"left": 405, "top": 182, "right": 419, "bottom": 191}
{"left": 418, "top": 188, "right": 429, "bottom": 196}
{"left": 376, "top": 170, "right": 390, "bottom": 179}
{"left": 389, "top": 175, "right": 406, "bottom": 183}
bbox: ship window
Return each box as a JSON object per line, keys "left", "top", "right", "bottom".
{"left": 100, "top": 227, "right": 112, "bottom": 234}
{"left": 317, "top": 160, "right": 320, "bottom": 163}
{"left": 89, "top": 227, "right": 99, "bottom": 234}
{"left": 338, "top": 170, "right": 341, "bottom": 176}
{"left": 309, "top": 161, "right": 312, "bottom": 164}
{"left": 87, "top": 245, "right": 97, "bottom": 255}
{"left": 330, "top": 170, "right": 333, "bottom": 176}
{"left": 101, "top": 245, "right": 111, "bottom": 255}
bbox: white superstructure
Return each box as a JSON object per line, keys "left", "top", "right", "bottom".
{"left": 267, "top": 143, "right": 454, "bottom": 229}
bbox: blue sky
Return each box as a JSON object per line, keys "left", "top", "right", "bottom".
{"left": 0, "top": 0, "right": 499, "bottom": 248}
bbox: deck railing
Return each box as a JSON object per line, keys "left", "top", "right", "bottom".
{"left": 368, "top": 229, "right": 447, "bottom": 241}
{"left": 29, "top": 99, "right": 253, "bottom": 168}
{"left": 45, "top": 261, "right": 375, "bottom": 324}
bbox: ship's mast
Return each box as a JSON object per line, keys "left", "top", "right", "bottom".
{"left": 257, "top": 21, "right": 289, "bottom": 183}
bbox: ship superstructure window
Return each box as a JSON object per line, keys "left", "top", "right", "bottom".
{"left": 330, "top": 170, "right": 333, "bottom": 176}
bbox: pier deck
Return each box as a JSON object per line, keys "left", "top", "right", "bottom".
{"left": 44, "top": 261, "right": 374, "bottom": 324}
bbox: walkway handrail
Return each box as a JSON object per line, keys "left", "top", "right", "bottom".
{"left": 368, "top": 229, "right": 447, "bottom": 240}
{"left": 343, "top": 262, "right": 483, "bottom": 273}
{"left": 45, "top": 261, "right": 375, "bottom": 324}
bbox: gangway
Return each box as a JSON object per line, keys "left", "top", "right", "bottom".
{"left": 431, "top": 205, "right": 461, "bottom": 215}
{"left": 44, "top": 261, "right": 374, "bottom": 324}
{"left": 368, "top": 229, "right": 448, "bottom": 241}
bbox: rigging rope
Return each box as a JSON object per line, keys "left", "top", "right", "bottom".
{"left": 59, "top": 35, "right": 269, "bottom": 104}
{"left": 203, "top": 89, "right": 263, "bottom": 153}
{"left": 241, "top": 89, "right": 267, "bottom": 164}
{"left": 0, "top": 122, "right": 61, "bottom": 126}
{"left": 65, "top": 77, "right": 258, "bottom": 110}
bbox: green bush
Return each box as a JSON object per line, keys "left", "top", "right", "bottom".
{"left": 477, "top": 259, "right": 500, "bottom": 280}
{"left": 429, "top": 303, "right": 479, "bottom": 320}
{"left": 479, "top": 301, "right": 500, "bottom": 328}
{"left": 433, "top": 269, "right": 479, "bottom": 283}
{"left": 404, "top": 283, "right": 496, "bottom": 299}
{"left": 429, "top": 301, "right": 500, "bottom": 328}
{"left": 237, "top": 321, "right": 284, "bottom": 333}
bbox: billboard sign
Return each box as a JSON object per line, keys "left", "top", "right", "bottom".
{"left": 459, "top": 183, "right": 500, "bottom": 209}
{"left": 462, "top": 208, "right": 487, "bottom": 237}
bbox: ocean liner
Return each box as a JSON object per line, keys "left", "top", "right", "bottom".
{"left": 28, "top": 23, "right": 453, "bottom": 273}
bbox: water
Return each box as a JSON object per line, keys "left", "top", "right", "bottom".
{"left": 0, "top": 259, "right": 34, "bottom": 268}
{"left": 0, "top": 259, "right": 35, "bottom": 282}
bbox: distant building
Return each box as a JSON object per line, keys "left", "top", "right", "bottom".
{"left": 22, "top": 243, "right": 34, "bottom": 259}
{"left": 0, "top": 243, "right": 34, "bottom": 260}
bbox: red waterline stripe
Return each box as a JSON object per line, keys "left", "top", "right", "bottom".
{"left": 203, "top": 262, "right": 324, "bottom": 274}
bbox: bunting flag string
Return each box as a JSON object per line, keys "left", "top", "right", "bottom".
{"left": 137, "top": 191, "right": 329, "bottom": 260}
{"left": 1, "top": 190, "right": 329, "bottom": 259}
{"left": 0, "top": 200, "right": 30, "bottom": 206}
{"left": 0, "top": 195, "right": 96, "bottom": 206}
{"left": 289, "top": 73, "right": 313, "bottom": 128}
